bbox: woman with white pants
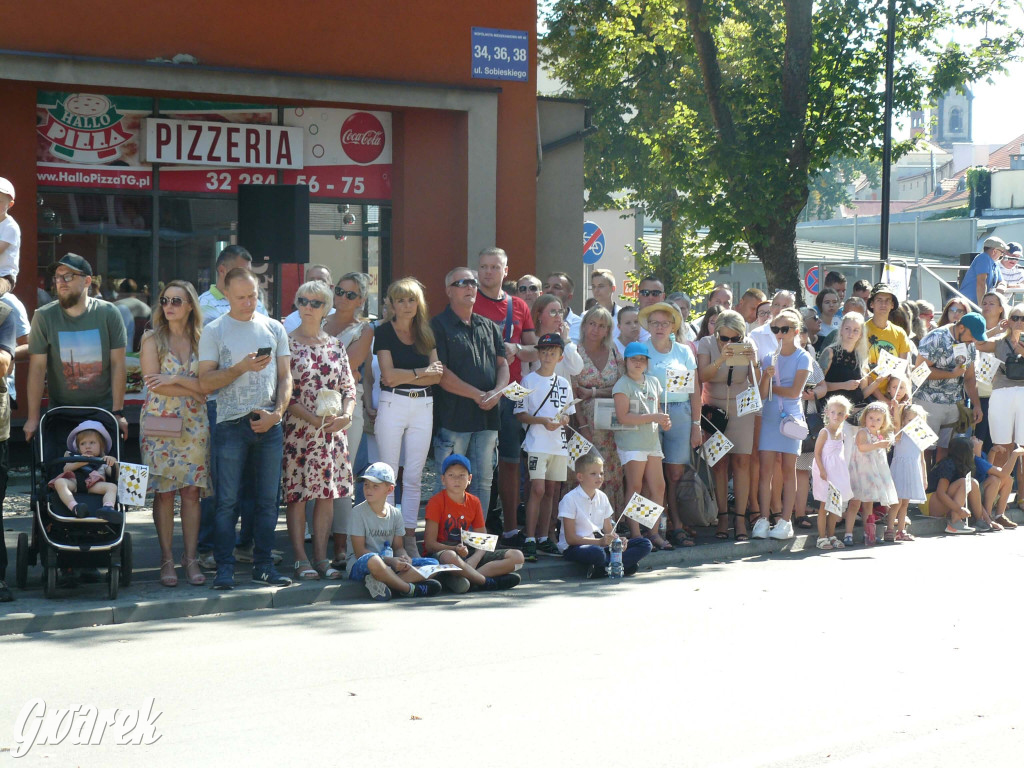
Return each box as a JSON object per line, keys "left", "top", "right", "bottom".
{"left": 373, "top": 277, "right": 443, "bottom": 555}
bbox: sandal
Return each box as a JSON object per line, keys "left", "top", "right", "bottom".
{"left": 667, "top": 529, "right": 695, "bottom": 548}
{"left": 293, "top": 560, "right": 320, "bottom": 580}
{"left": 180, "top": 556, "right": 206, "bottom": 586}
{"left": 713, "top": 516, "right": 730, "bottom": 540}
{"left": 314, "top": 559, "right": 342, "bottom": 580}
{"left": 883, "top": 529, "right": 896, "bottom": 543}
{"left": 647, "top": 534, "right": 675, "bottom": 551}
{"left": 794, "top": 515, "right": 814, "bottom": 529}
{"left": 159, "top": 559, "right": 178, "bottom": 588}
{"left": 894, "top": 530, "right": 916, "bottom": 542}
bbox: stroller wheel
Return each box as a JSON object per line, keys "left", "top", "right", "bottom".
{"left": 108, "top": 565, "right": 120, "bottom": 600}
{"left": 15, "top": 533, "right": 28, "bottom": 589}
{"left": 43, "top": 565, "right": 57, "bottom": 598}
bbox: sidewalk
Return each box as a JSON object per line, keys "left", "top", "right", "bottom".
{"left": 3, "top": 483, "right": 1022, "bottom": 635}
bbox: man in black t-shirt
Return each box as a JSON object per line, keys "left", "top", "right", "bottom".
{"left": 430, "top": 267, "right": 510, "bottom": 513}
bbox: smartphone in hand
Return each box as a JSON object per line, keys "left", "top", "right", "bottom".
{"left": 255, "top": 346, "right": 272, "bottom": 358}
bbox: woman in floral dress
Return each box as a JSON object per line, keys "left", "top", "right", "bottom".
{"left": 283, "top": 281, "right": 357, "bottom": 580}
{"left": 141, "top": 280, "right": 211, "bottom": 587}
{"left": 572, "top": 305, "right": 626, "bottom": 512}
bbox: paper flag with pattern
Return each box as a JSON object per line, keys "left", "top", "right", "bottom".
{"left": 665, "top": 367, "right": 695, "bottom": 394}
{"left": 566, "top": 430, "right": 594, "bottom": 463}
{"left": 903, "top": 418, "right": 939, "bottom": 451}
{"left": 117, "top": 462, "right": 149, "bottom": 507}
{"left": 414, "top": 563, "right": 465, "bottom": 579}
{"left": 461, "top": 530, "right": 499, "bottom": 552}
{"left": 974, "top": 352, "right": 998, "bottom": 385}
{"left": 909, "top": 361, "right": 931, "bottom": 389}
{"left": 701, "top": 430, "right": 734, "bottom": 468}
{"left": 826, "top": 482, "right": 844, "bottom": 516}
{"left": 873, "top": 349, "right": 907, "bottom": 379}
{"left": 495, "top": 382, "right": 533, "bottom": 402}
{"left": 621, "top": 492, "right": 665, "bottom": 530}
{"left": 736, "top": 385, "right": 762, "bottom": 417}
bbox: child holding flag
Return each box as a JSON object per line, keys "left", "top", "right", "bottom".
{"left": 557, "top": 453, "right": 652, "bottom": 578}
{"left": 812, "top": 395, "right": 855, "bottom": 550}
{"left": 515, "top": 333, "right": 576, "bottom": 562}
{"left": 888, "top": 404, "right": 929, "bottom": 542}
{"left": 848, "top": 402, "right": 899, "bottom": 545}
{"left": 422, "top": 453, "right": 523, "bottom": 591}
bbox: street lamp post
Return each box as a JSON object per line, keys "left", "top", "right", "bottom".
{"left": 879, "top": 0, "right": 897, "bottom": 274}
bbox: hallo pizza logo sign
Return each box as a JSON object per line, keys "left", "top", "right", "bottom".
{"left": 38, "top": 94, "right": 132, "bottom": 164}
{"left": 340, "top": 111, "right": 385, "bottom": 164}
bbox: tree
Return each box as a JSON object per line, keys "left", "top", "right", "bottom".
{"left": 541, "top": 0, "right": 1021, "bottom": 294}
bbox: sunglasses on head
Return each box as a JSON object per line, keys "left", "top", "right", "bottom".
{"left": 770, "top": 325, "right": 792, "bottom": 335}
{"left": 518, "top": 284, "right": 540, "bottom": 293}
{"left": 160, "top": 296, "right": 187, "bottom": 307}
{"left": 296, "top": 297, "right": 326, "bottom": 309}
{"left": 638, "top": 289, "right": 663, "bottom": 297}
{"left": 718, "top": 332, "right": 741, "bottom": 343}
{"left": 450, "top": 277, "right": 479, "bottom": 289}
{"left": 334, "top": 287, "right": 361, "bottom": 300}
{"left": 1011, "top": 315, "right": 1024, "bottom": 322}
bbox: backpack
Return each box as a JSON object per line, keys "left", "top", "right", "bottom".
{"left": 674, "top": 452, "right": 718, "bottom": 527}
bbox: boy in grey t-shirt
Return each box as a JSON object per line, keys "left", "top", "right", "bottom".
{"left": 347, "top": 462, "right": 441, "bottom": 601}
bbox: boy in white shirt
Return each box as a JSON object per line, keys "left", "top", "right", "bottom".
{"left": 515, "top": 333, "right": 575, "bottom": 561}
{"left": 557, "top": 453, "right": 652, "bottom": 578}
{"left": 0, "top": 178, "right": 20, "bottom": 297}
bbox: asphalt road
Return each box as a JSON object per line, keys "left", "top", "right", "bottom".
{"left": 3, "top": 531, "right": 1024, "bottom": 767}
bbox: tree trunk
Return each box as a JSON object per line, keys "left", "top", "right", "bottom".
{"left": 751, "top": 216, "right": 803, "bottom": 300}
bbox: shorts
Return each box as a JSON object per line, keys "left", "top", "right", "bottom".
{"left": 617, "top": 448, "right": 664, "bottom": 466}
{"left": 527, "top": 452, "right": 569, "bottom": 481}
{"left": 988, "top": 387, "right": 1024, "bottom": 445}
{"left": 918, "top": 400, "right": 958, "bottom": 449}
{"left": 498, "top": 398, "right": 524, "bottom": 462}
{"left": 347, "top": 552, "right": 438, "bottom": 582}
{"left": 469, "top": 547, "right": 513, "bottom": 568}
{"left": 660, "top": 400, "right": 693, "bottom": 465}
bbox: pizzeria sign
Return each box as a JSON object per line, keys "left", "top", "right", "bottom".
{"left": 143, "top": 118, "right": 303, "bottom": 169}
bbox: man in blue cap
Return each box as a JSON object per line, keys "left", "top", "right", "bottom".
{"left": 913, "top": 311, "right": 986, "bottom": 463}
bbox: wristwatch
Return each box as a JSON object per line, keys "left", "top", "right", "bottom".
{"left": 112, "top": 409, "right": 125, "bottom": 417}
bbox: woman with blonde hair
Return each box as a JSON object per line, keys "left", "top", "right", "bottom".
{"left": 819, "top": 312, "right": 875, "bottom": 407}
{"left": 140, "top": 280, "right": 210, "bottom": 587}
{"left": 373, "top": 277, "right": 443, "bottom": 555}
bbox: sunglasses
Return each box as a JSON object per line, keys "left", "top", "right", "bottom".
{"left": 518, "top": 284, "right": 540, "bottom": 293}
{"left": 638, "top": 289, "right": 663, "bottom": 297}
{"left": 296, "top": 297, "right": 326, "bottom": 309}
{"left": 160, "top": 296, "right": 187, "bottom": 307}
{"left": 334, "top": 287, "right": 361, "bottom": 300}
{"left": 948, "top": 306, "right": 966, "bottom": 314}
{"left": 1011, "top": 315, "right": 1024, "bottom": 322}
{"left": 718, "top": 333, "right": 741, "bottom": 343}
{"left": 450, "top": 278, "right": 479, "bottom": 289}
{"left": 770, "top": 325, "right": 793, "bottom": 335}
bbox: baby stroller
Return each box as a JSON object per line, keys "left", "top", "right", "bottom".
{"left": 15, "top": 406, "right": 133, "bottom": 599}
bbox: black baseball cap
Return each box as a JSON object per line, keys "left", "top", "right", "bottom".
{"left": 51, "top": 253, "right": 93, "bottom": 276}
{"left": 536, "top": 333, "right": 565, "bottom": 349}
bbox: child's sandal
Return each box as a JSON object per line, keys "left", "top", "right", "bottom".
{"left": 314, "top": 559, "right": 342, "bottom": 580}
{"left": 293, "top": 560, "right": 320, "bottom": 580}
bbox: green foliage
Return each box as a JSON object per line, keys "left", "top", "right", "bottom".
{"left": 542, "top": 0, "right": 1021, "bottom": 292}
{"left": 624, "top": 225, "right": 739, "bottom": 298}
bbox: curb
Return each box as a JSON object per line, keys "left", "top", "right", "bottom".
{"left": 2, "top": 509, "right": 1021, "bottom": 636}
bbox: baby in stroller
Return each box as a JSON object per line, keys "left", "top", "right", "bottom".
{"left": 48, "top": 419, "right": 119, "bottom": 522}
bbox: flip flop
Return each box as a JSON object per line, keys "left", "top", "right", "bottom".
{"left": 794, "top": 516, "right": 814, "bottom": 529}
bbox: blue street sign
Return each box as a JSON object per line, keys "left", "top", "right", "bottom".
{"left": 471, "top": 28, "right": 529, "bottom": 82}
{"left": 583, "top": 221, "right": 605, "bottom": 265}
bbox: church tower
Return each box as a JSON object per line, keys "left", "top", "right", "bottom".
{"left": 932, "top": 87, "right": 973, "bottom": 149}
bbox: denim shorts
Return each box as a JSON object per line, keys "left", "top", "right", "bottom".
{"left": 660, "top": 400, "right": 694, "bottom": 465}
{"left": 498, "top": 398, "right": 525, "bottom": 462}
{"left": 348, "top": 553, "right": 439, "bottom": 582}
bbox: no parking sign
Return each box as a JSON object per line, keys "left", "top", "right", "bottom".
{"left": 583, "top": 221, "right": 605, "bottom": 264}
{"left": 804, "top": 266, "right": 820, "bottom": 295}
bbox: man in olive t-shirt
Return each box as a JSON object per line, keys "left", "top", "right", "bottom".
{"left": 24, "top": 254, "right": 128, "bottom": 442}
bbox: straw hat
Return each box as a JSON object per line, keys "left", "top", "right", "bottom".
{"left": 638, "top": 301, "right": 683, "bottom": 332}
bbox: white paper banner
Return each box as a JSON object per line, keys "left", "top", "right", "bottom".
{"left": 566, "top": 430, "right": 595, "bottom": 463}
{"left": 621, "top": 492, "right": 665, "bottom": 530}
{"left": 873, "top": 349, "right": 907, "bottom": 379}
{"left": 701, "top": 430, "right": 734, "bottom": 468}
{"left": 665, "top": 367, "right": 695, "bottom": 394}
{"left": 736, "top": 386, "right": 762, "bottom": 417}
{"left": 414, "top": 563, "right": 465, "bottom": 579}
{"left": 903, "top": 418, "right": 939, "bottom": 451}
{"left": 975, "top": 352, "right": 998, "bottom": 384}
{"left": 826, "top": 482, "right": 844, "bottom": 516}
{"left": 909, "top": 361, "right": 931, "bottom": 389}
{"left": 460, "top": 530, "right": 498, "bottom": 552}
{"left": 117, "top": 462, "right": 149, "bottom": 506}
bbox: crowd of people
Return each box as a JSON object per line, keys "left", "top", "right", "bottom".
{"left": 1, "top": 170, "right": 1022, "bottom": 603}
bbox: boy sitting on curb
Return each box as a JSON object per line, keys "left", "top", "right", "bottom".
{"left": 558, "top": 453, "right": 652, "bottom": 578}
{"left": 347, "top": 462, "right": 442, "bottom": 601}
{"left": 423, "top": 453, "right": 523, "bottom": 592}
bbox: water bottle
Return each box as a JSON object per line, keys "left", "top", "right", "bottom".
{"left": 608, "top": 537, "right": 624, "bottom": 579}
{"left": 382, "top": 542, "right": 393, "bottom": 559}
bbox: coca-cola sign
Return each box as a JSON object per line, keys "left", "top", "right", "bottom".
{"left": 340, "top": 112, "right": 385, "bottom": 164}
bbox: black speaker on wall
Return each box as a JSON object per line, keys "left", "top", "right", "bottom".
{"left": 237, "top": 184, "right": 310, "bottom": 264}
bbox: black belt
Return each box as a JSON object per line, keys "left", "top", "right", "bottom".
{"left": 381, "top": 387, "right": 431, "bottom": 399}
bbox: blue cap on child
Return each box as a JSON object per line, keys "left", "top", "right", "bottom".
{"left": 360, "top": 462, "right": 396, "bottom": 485}
{"left": 441, "top": 454, "right": 472, "bottom": 474}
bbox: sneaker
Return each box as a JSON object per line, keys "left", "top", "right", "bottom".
{"left": 483, "top": 573, "right": 521, "bottom": 590}
{"left": 843, "top": 533, "right": 854, "bottom": 547}
{"left": 441, "top": 573, "right": 471, "bottom": 593}
{"left": 500, "top": 531, "right": 526, "bottom": 550}
{"left": 945, "top": 519, "right": 976, "bottom": 534}
{"left": 816, "top": 536, "right": 833, "bottom": 550}
{"left": 0, "top": 580, "right": 13, "bottom": 602}
{"left": 233, "top": 544, "right": 254, "bottom": 563}
{"left": 769, "top": 518, "right": 794, "bottom": 540}
{"left": 213, "top": 565, "right": 235, "bottom": 590}
{"left": 251, "top": 566, "right": 292, "bottom": 587}
{"left": 364, "top": 574, "right": 392, "bottom": 601}
{"left": 411, "top": 579, "right": 442, "bottom": 598}
{"left": 537, "top": 539, "right": 560, "bottom": 556}
{"left": 523, "top": 540, "right": 538, "bottom": 562}
{"left": 829, "top": 535, "right": 845, "bottom": 549}
{"left": 197, "top": 551, "right": 217, "bottom": 570}
{"left": 751, "top": 518, "right": 771, "bottom": 539}
{"left": 584, "top": 564, "right": 608, "bottom": 579}
{"left": 975, "top": 519, "right": 993, "bottom": 533}
{"left": 623, "top": 564, "right": 639, "bottom": 577}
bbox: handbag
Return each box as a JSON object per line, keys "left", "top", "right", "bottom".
{"left": 1004, "top": 340, "right": 1024, "bottom": 380}
{"left": 143, "top": 414, "right": 183, "bottom": 438}
{"left": 701, "top": 404, "right": 728, "bottom": 434}
{"left": 769, "top": 356, "right": 809, "bottom": 441}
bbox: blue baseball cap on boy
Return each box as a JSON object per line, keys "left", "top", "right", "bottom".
{"left": 360, "top": 462, "right": 396, "bottom": 484}
{"left": 957, "top": 312, "right": 988, "bottom": 342}
{"left": 623, "top": 341, "right": 651, "bottom": 359}
{"left": 441, "top": 454, "right": 472, "bottom": 474}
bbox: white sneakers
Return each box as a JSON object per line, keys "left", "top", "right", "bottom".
{"left": 751, "top": 518, "right": 771, "bottom": 539}
{"left": 769, "top": 519, "right": 794, "bottom": 540}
